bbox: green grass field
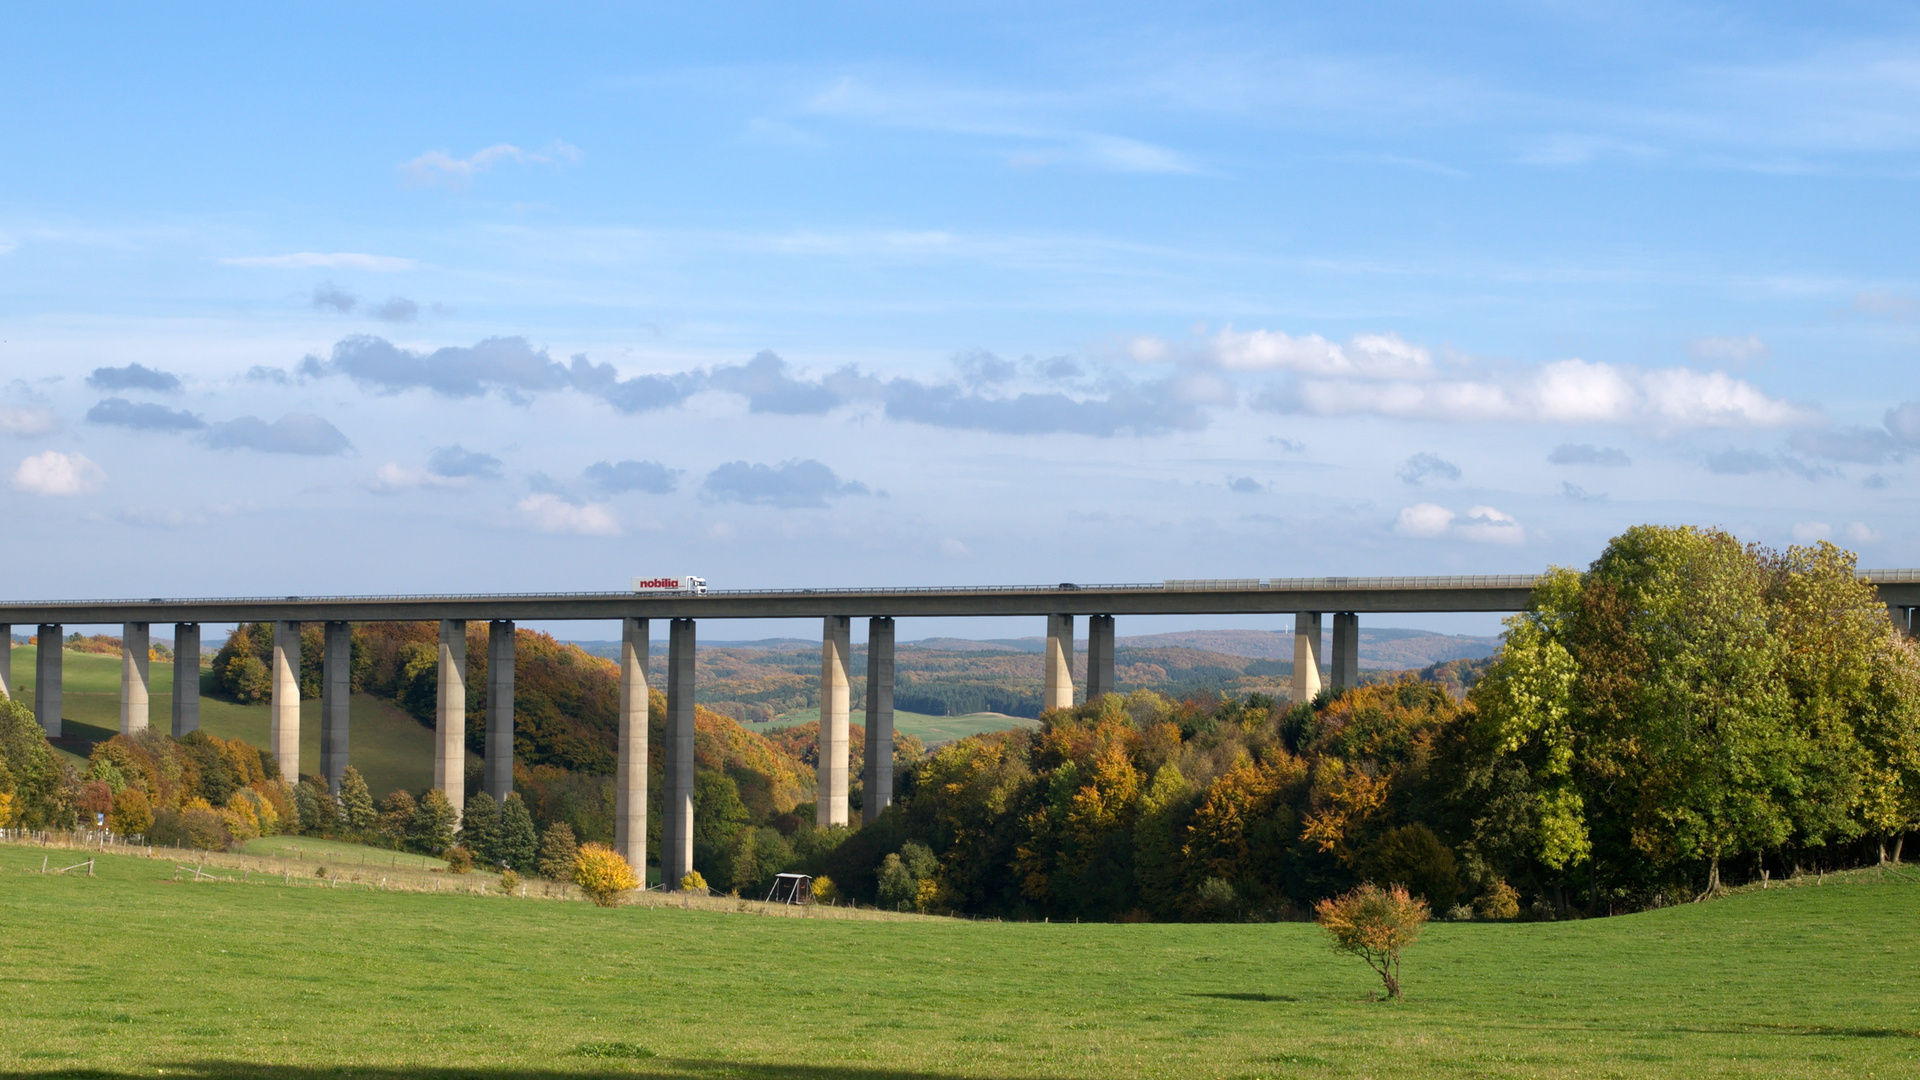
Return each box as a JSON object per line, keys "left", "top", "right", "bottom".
{"left": 766, "top": 707, "right": 1038, "bottom": 745}
{"left": 1, "top": 841, "right": 1915, "bottom": 1079}
{"left": 10, "top": 645, "right": 460, "bottom": 798}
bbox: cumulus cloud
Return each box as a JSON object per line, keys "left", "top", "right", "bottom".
{"left": 1792, "top": 521, "right": 1833, "bottom": 542}
{"left": 400, "top": 141, "right": 582, "bottom": 189}
{"left": 702, "top": 459, "right": 870, "bottom": 509}
{"left": 1228, "top": 476, "right": 1263, "bottom": 494}
{"left": 879, "top": 376, "right": 1206, "bottom": 436}
{"left": 1394, "top": 502, "right": 1523, "bottom": 543}
{"left": 86, "top": 398, "right": 205, "bottom": 431}
{"left": 1791, "top": 399, "right": 1920, "bottom": 465}
{"left": 1394, "top": 503, "right": 1455, "bottom": 538}
{"left": 370, "top": 297, "right": 418, "bottom": 323}
{"left": 312, "top": 282, "right": 357, "bottom": 312}
{"left": 1703, "top": 448, "right": 1830, "bottom": 480}
{"left": 1687, "top": 335, "right": 1770, "bottom": 365}
{"left": 222, "top": 252, "right": 414, "bottom": 271}
{"left": 12, "top": 451, "right": 105, "bottom": 495}
{"left": 1150, "top": 328, "right": 1435, "bottom": 378}
{"left": 308, "top": 335, "right": 573, "bottom": 400}
{"left": 585, "top": 459, "right": 679, "bottom": 494}
{"left": 427, "top": 444, "right": 502, "bottom": 479}
{"left": 86, "top": 363, "right": 181, "bottom": 393}
{"left": 204, "top": 413, "right": 351, "bottom": 455}
{"left": 708, "top": 351, "right": 843, "bottom": 414}
{"left": 517, "top": 493, "right": 620, "bottom": 536}
{"left": 1548, "top": 443, "right": 1632, "bottom": 466}
{"left": 246, "top": 366, "right": 291, "bottom": 385}
{"left": 1560, "top": 481, "right": 1606, "bottom": 502}
{"left": 1844, "top": 522, "right": 1883, "bottom": 544}
{"left": 0, "top": 406, "right": 58, "bottom": 437}
{"left": 1397, "top": 452, "right": 1460, "bottom": 485}
{"left": 954, "top": 350, "right": 1018, "bottom": 387}
{"left": 368, "top": 464, "right": 463, "bottom": 493}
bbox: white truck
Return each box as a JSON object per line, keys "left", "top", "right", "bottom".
{"left": 632, "top": 575, "right": 707, "bottom": 594}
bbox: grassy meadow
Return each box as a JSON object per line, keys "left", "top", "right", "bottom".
{"left": 1, "top": 840, "right": 1915, "bottom": 1079}
{"left": 8, "top": 644, "right": 457, "bottom": 797}
{"left": 765, "top": 707, "right": 1038, "bottom": 745}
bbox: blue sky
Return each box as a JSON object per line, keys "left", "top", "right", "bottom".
{"left": 3, "top": 2, "right": 1918, "bottom": 638}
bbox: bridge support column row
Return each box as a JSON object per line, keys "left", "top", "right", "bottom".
{"left": 1292, "top": 612, "right": 1323, "bottom": 704}
{"left": 321, "top": 622, "right": 350, "bottom": 794}
{"left": 435, "top": 620, "right": 466, "bottom": 824}
{"left": 1043, "top": 614, "right": 1075, "bottom": 711}
{"left": 819, "top": 616, "right": 852, "bottom": 827}
{"left": 1086, "top": 614, "right": 1115, "bottom": 700}
{"left": 662, "top": 617, "right": 696, "bottom": 889}
{"left": 863, "top": 616, "right": 895, "bottom": 824}
{"left": 615, "top": 617, "right": 648, "bottom": 876}
{"left": 172, "top": 623, "right": 200, "bottom": 736}
{"left": 120, "top": 622, "right": 150, "bottom": 734}
{"left": 35, "top": 624, "right": 61, "bottom": 736}
{"left": 487, "top": 621, "right": 516, "bottom": 806}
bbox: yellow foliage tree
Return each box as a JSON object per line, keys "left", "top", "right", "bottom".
{"left": 679, "top": 870, "right": 709, "bottom": 893}
{"left": 572, "top": 843, "right": 638, "bottom": 906}
{"left": 1315, "top": 883, "right": 1430, "bottom": 1000}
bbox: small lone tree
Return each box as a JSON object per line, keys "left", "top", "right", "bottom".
{"left": 1314, "top": 884, "right": 1430, "bottom": 1000}
{"left": 574, "top": 843, "right": 639, "bottom": 906}
{"left": 537, "top": 822, "right": 579, "bottom": 880}
{"left": 496, "top": 793, "right": 538, "bottom": 872}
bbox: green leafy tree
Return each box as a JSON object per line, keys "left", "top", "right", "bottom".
{"left": 408, "top": 788, "right": 457, "bottom": 854}
{"left": 338, "top": 767, "right": 378, "bottom": 833}
{"left": 0, "top": 696, "right": 70, "bottom": 828}
{"left": 459, "top": 791, "right": 501, "bottom": 865}
{"left": 497, "top": 793, "right": 539, "bottom": 872}
{"left": 692, "top": 771, "right": 751, "bottom": 848}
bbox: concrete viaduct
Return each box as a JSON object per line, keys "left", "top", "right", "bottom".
{"left": 4, "top": 569, "right": 1918, "bottom": 889}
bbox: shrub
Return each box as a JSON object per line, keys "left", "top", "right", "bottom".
{"left": 497, "top": 869, "right": 520, "bottom": 895}
{"left": 537, "top": 822, "right": 579, "bottom": 880}
{"left": 810, "top": 874, "right": 836, "bottom": 902}
{"left": 575, "top": 844, "right": 639, "bottom": 906}
{"left": 1314, "top": 883, "right": 1430, "bottom": 1000}
{"left": 680, "top": 870, "right": 709, "bottom": 894}
{"left": 1189, "top": 876, "right": 1242, "bottom": 922}
{"left": 107, "top": 787, "right": 153, "bottom": 836}
{"left": 913, "top": 877, "right": 948, "bottom": 914}
{"left": 1476, "top": 880, "right": 1520, "bottom": 920}
{"left": 445, "top": 845, "right": 474, "bottom": 874}
{"left": 876, "top": 854, "right": 916, "bottom": 911}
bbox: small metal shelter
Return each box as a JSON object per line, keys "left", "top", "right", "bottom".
{"left": 766, "top": 873, "right": 812, "bottom": 905}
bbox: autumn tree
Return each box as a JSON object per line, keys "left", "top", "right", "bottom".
{"left": 1315, "top": 883, "right": 1429, "bottom": 999}
{"left": 573, "top": 843, "right": 639, "bottom": 905}
{"left": 338, "top": 767, "right": 378, "bottom": 833}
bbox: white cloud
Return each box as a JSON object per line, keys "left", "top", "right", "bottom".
{"left": 1791, "top": 520, "right": 1832, "bottom": 542}
{"left": 221, "top": 252, "right": 416, "bottom": 271}
{"left": 1194, "top": 328, "right": 1435, "bottom": 378}
{"left": 1395, "top": 502, "right": 1524, "bottom": 544}
{"left": 400, "top": 141, "right": 582, "bottom": 189}
{"left": 12, "top": 450, "right": 105, "bottom": 496}
{"left": 1272, "top": 358, "right": 1811, "bottom": 429}
{"left": 1457, "top": 505, "right": 1526, "bottom": 545}
{"left": 940, "top": 537, "right": 972, "bottom": 558}
{"left": 1394, "top": 503, "right": 1455, "bottom": 538}
{"left": 1687, "top": 335, "right": 1770, "bottom": 365}
{"left": 0, "top": 406, "right": 59, "bottom": 437}
{"left": 367, "top": 463, "right": 465, "bottom": 493}
{"left": 1843, "top": 521, "right": 1883, "bottom": 544}
{"left": 517, "top": 493, "right": 620, "bottom": 536}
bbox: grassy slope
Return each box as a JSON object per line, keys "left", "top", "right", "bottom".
{"left": 764, "top": 707, "right": 1039, "bottom": 745}
{"left": 11, "top": 645, "right": 453, "bottom": 798}
{"left": 1, "top": 844, "right": 1915, "bottom": 1079}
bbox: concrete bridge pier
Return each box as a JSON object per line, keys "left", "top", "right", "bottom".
{"left": 171, "top": 623, "right": 199, "bottom": 736}
{"left": 35, "top": 624, "right": 61, "bottom": 736}
{"left": 487, "top": 620, "right": 516, "bottom": 805}
{"left": 271, "top": 621, "right": 301, "bottom": 779}
{"left": 0, "top": 624, "right": 10, "bottom": 700}
{"left": 1044, "top": 613, "right": 1075, "bottom": 711}
{"left": 1291, "top": 612, "right": 1323, "bottom": 704}
{"left": 321, "top": 621, "right": 351, "bottom": 794}
{"left": 818, "top": 615, "right": 852, "bottom": 827}
{"left": 1086, "top": 614, "right": 1115, "bottom": 700}
{"left": 120, "top": 622, "right": 150, "bottom": 734}
{"left": 1330, "top": 612, "right": 1358, "bottom": 691}
{"left": 863, "top": 616, "right": 895, "bottom": 824}
{"left": 435, "top": 619, "right": 467, "bottom": 823}
{"left": 662, "top": 618, "right": 696, "bottom": 889}
{"left": 614, "top": 617, "right": 648, "bottom": 877}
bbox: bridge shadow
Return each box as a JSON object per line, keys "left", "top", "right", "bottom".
{"left": 1188, "top": 991, "right": 1297, "bottom": 1003}
{"left": 0, "top": 1060, "right": 1032, "bottom": 1080}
